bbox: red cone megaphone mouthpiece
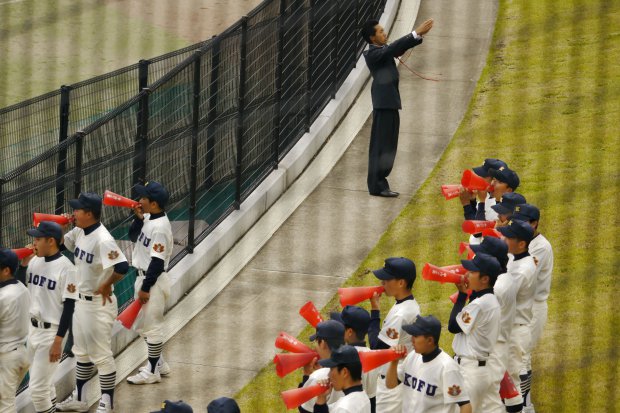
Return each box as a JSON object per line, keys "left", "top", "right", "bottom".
{"left": 33, "top": 213, "right": 72, "bottom": 227}
{"left": 12, "top": 248, "right": 34, "bottom": 260}
{"left": 458, "top": 242, "right": 475, "bottom": 259}
{"left": 338, "top": 286, "right": 385, "bottom": 307}
{"left": 482, "top": 228, "right": 503, "bottom": 238}
{"left": 281, "top": 384, "right": 329, "bottom": 409}
{"left": 359, "top": 349, "right": 404, "bottom": 373}
{"left": 461, "top": 170, "right": 492, "bottom": 192}
{"left": 275, "top": 332, "right": 314, "bottom": 354}
{"left": 116, "top": 299, "right": 143, "bottom": 329}
{"left": 274, "top": 352, "right": 318, "bottom": 378}
{"left": 422, "top": 263, "right": 463, "bottom": 284}
{"left": 462, "top": 220, "right": 496, "bottom": 235}
{"left": 299, "top": 301, "right": 324, "bottom": 327}
{"left": 441, "top": 185, "right": 461, "bottom": 200}
{"left": 449, "top": 290, "right": 473, "bottom": 304}
{"left": 103, "top": 190, "right": 139, "bottom": 209}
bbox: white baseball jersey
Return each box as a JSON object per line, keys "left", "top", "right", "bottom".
{"left": 354, "top": 346, "right": 379, "bottom": 399}
{"left": 398, "top": 350, "right": 469, "bottom": 413}
{"left": 26, "top": 254, "right": 79, "bottom": 325}
{"left": 379, "top": 298, "right": 421, "bottom": 352}
{"left": 493, "top": 273, "right": 518, "bottom": 342}
{"left": 0, "top": 279, "right": 30, "bottom": 352}
{"left": 484, "top": 194, "right": 498, "bottom": 221}
{"left": 529, "top": 234, "right": 554, "bottom": 302}
{"left": 301, "top": 367, "right": 344, "bottom": 411}
{"left": 64, "top": 223, "right": 127, "bottom": 295}
{"left": 452, "top": 292, "right": 500, "bottom": 360}
{"left": 506, "top": 255, "right": 537, "bottom": 325}
{"left": 328, "top": 387, "right": 371, "bottom": 413}
{"left": 131, "top": 213, "right": 173, "bottom": 271}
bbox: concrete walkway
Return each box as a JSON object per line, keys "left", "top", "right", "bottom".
{"left": 108, "top": 0, "right": 498, "bottom": 410}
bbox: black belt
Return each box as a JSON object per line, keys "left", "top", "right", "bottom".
{"left": 79, "top": 293, "right": 94, "bottom": 301}
{"left": 456, "top": 356, "right": 486, "bottom": 367}
{"left": 31, "top": 318, "right": 52, "bottom": 329}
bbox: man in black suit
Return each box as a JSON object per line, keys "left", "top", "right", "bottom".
{"left": 362, "top": 18, "right": 434, "bottom": 197}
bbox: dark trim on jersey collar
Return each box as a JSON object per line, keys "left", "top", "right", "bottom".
{"left": 396, "top": 294, "right": 414, "bottom": 304}
{"left": 471, "top": 288, "right": 494, "bottom": 301}
{"left": 350, "top": 341, "right": 367, "bottom": 348}
{"left": 513, "top": 251, "right": 530, "bottom": 261}
{"left": 45, "top": 251, "right": 62, "bottom": 262}
{"left": 0, "top": 278, "right": 18, "bottom": 288}
{"left": 343, "top": 384, "right": 364, "bottom": 396}
{"left": 83, "top": 222, "right": 101, "bottom": 236}
{"left": 422, "top": 347, "right": 441, "bottom": 363}
{"left": 149, "top": 211, "right": 166, "bottom": 220}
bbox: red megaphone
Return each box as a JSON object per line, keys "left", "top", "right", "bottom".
{"left": 299, "top": 301, "right": 324, "bottom": 328}
{"left": 359, "top": 349, "right": 404, "bottom": 373}
{"left": 12, "top": 248, "right": 34, "bottom": 260}
{"left": 422, "top": 263, "right": 463, "bottom": 284}
{"left": 458, "top": 242, "right": 475, "bottom": 259}
{"left": 440, "top": 264, "right": 467, "bottom": 275}
{"left": 482, "top": 228, "right": 503, "bottom": 238}
{"left": 275, "top": 332, "right": 314, "bottom": 354}
{"left": 33, "top": 213, "right": 72, "bottom": 227}
{"left": 462, "top": 220, "right": 496, "bottom": 235}
{"left": 281, "top": 384, "right": 329, "bottom": 409}
{"left": 441, "top": 185, "right": 461, "bottom": 200}
{"left": 337, "top": 286, "right": 385, "bottom": 307}
{"left": 116, "top": 299, "right": 143, "bottom": 329}
{"left": 499, "top": 371, "right": 520, "bottom": 399}
{"left": 461, "top": 170, "right": 492, "bottom": 192}
{"left": 449, "top": 290, "right": 473, "bottom": 304}
{"left": 103, "top": 190, "right": 139, "bottom": 209}
{"left": 274, "top": 352, "right": 318, "bottom": 378}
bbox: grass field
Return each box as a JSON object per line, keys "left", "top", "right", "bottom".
{"left": 234, "top": 0, "right": 620, "bottom": 411}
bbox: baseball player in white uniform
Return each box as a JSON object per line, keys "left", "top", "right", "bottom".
{"left": 490, "top": 193, "right": 526, "bottom": 227}
{"left": 126, "top": 181, "right": 173, "bottom": 385}
{"left": 299, "top": 320, "right": 346, "bottom": 412}
{"left": 386, "top": 315, "right": 472, "bottom": 413}
{"left": 18, "top": 222, "right": 78, "bottom": 413}
{"left": 315, "top": 345, "right": 371, "bottom": 413}
{"left": 57, "top": 193, "right": 129, "bottom": 413}
{"left": 511, "top": 204, "right": 553, "bottom": 413}
{"left": 0, "top": 248, "right": 31, "bottom": 413}
{"left": 368, "top": 257, "right": 420, "bottom": 413}
{"left": 330, "top": 306, "right": 379, "bottom": 411}
{"left": 448, "top": 253, "right": 503, "bottom": 413}
{"left": 497, "top": 219, "right": 537, "bottom": 413}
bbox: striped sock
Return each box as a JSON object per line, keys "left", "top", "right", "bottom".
{"left": 523, "top": 370, "right": 533, "bottom": 407}
{"left": 76, "top": 362, "right": 95, "bottom": 401}
{"left": 520, "top": 371, "right": 531, "bottom": 407}
{"left": 99, "top": 372, "right": 116, "bottom": 408}
{"left": 147, "top": 342, "right": 163, "bottom": 373}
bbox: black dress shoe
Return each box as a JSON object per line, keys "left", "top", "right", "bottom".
{"left": 371, "top": 190, "right": 399, "bottom": 197}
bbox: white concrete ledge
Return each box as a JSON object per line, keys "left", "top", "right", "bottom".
{"left": 15, "top": 0, "right": 415, "bottom": 410}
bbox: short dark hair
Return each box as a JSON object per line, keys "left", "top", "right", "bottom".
{"left": 425, "top": 333, "right": 440, "bottom": 346}
{"left": 318, "top": 337, "right": 345, "bottom": 352}
{"left": 337, "top": 362, "right": 362, "bottom": 381}
{"left": 0, "top": 264, "right": 14, "bottom": 275}
{"left": 481, "top": 273, "right": 498, "bottom": 288}
{"left": 345, "top": 325, "right": 367, "bottom": 342}
{"left": 361, "top": 19, "right": 379, "bottom": 43}
{"left": 83, "top": 208, "right": 101, "bottom": 220}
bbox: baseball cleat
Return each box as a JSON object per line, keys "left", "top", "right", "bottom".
{"left": 56, "top": 390, "right": 88, "bottom": 412}
{"left": 127, "top": 369, "right": 161, "bottom": 384}
{"left": 139, "top": 358, "right": 171, "bottom": 376}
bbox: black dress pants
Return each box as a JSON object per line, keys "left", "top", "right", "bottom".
{"left": 367, "top": 109, "right": 400, "bottom": 194}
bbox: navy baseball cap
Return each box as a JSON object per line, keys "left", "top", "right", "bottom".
{"left": 402, "top": 315, "right": 441, "bottom": 338}
{"left": 330, "top": 306, "right": 371, "bottom": 334}
{"left": 490, "top": 166, "right": 520, "bottom": 190}
{"left": 472, "top": 158, "right": 508, "bottom": 178}
{"left": 135, "top": 181, "right": 170, "bottom": 208}
{"left": 150, "top": 400, "right": 193, "bottom": 413}
{"left": 318, "top": 345, "right": 361, "bottom": 368}
{"left": 462, "top": 253, "right": 502, "bottom": 278}
{"left": 373, "top": 257, "right": 416, "bottom": 283}
{"left": 491, "top": 192, "right": 527, "bottom": 215}
{"left": 512, "top": 204, "right": 540, "bottom": 222}
{"left": 0, "top": 248, "right": 19, "bottom": 274}
{"left": 207, "top": 397, "right": 240, "bottom": 413}
{"left": 69, "top": 192, "right": 102, "bottom": 214}
{"left": 470, "top": 237, "right": 508, "bottom": 271}
{"left": 309, "top": 320, "right": 345, "bottom": 342}
{"left": 27, "top": 221, "right": 63, "bottom": 243}
{"left": 497, "top": 219, "right": 534, "bottom": 242}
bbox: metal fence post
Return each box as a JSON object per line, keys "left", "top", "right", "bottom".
{"left": 55, "top": 85, "right": 71, "bottom": 213}
{"left": 205, "top": 35, "right": 219, "bottom": 191}
{"left": 188, "top": 52, "right": 202, "bottom": 253}
{"left": 304, "top": 0, "right": 315, "bottom": 132}
{"left": 73, "top": 131, "right": 85, "bottom": 197}
{"left": 234, "top": 16, "right": 248, "bottom": 210}
{"left": 0, "top": 179, "right": 4, "bottom": 243}
{"left": 273, "top": 0, "right": 286, "bottom": 167}
{"left": 132, "top": 60, "right": 150, "bottom": 198}
{"left": 331, "top": 1, "right": 340, "bottom": 99}
{"left": 352, "top": 0, "right": 359, "bottom": 67}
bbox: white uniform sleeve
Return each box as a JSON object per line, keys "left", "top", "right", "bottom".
{"left": 149, "top": 230, "right": 171, "bottom": 261}
{"left": 99, "top": 239, "right": 128, "bottom": 270}
{"left": 379, "top": 313, "right": 406, "bottom": 347}
{"left": 63, "top": 227, "right": 78, "bottom": 252}
{"left": 443, "top": 363, "right": 470, "bottom": 404}
{"left": 456, "top": 301, "right": 481, "bottom": 335}
{"left": 61, "top": 261, "right": 79, "bottom": 301}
